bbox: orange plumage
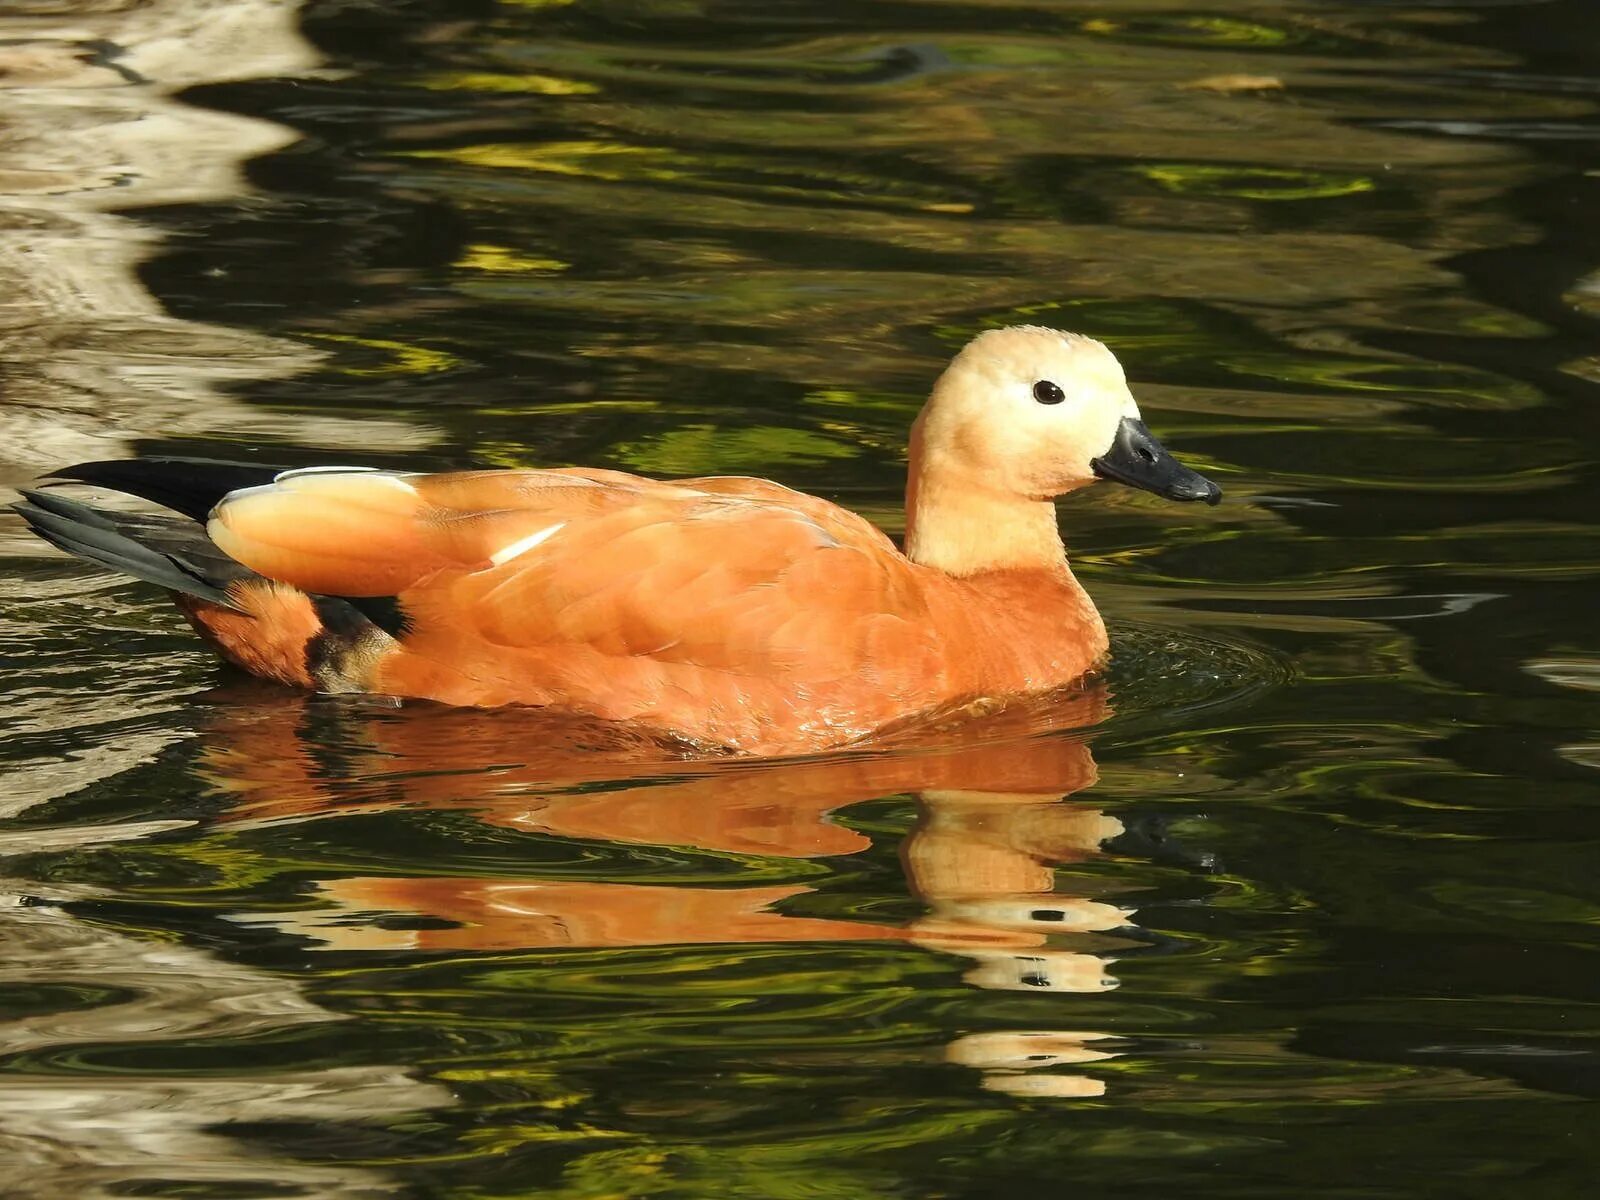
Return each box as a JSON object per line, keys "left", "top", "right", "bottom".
{"left": 14, "top": 326, "right": 1220, "bottom": 755}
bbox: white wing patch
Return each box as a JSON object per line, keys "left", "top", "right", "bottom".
{"left": 490, "top": 522, "right": 565, "bottom": 566}
{"left": 274, "top": 465, "right": 380, "bottom": 480}
{"left": 274, "top": 466, "right": 418, "bottom": 494}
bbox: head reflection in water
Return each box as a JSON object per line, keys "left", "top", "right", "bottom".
{"left": 210, "top": 685, "right": 1172, "bottom": 1099}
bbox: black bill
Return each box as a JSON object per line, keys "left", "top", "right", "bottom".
{"left": 1091, "top": 417, "right": 1222, "bottom": 505}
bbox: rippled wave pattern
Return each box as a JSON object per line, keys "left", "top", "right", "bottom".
{"left": 2, "top": 0, "right": 1599, "bottom": 1196}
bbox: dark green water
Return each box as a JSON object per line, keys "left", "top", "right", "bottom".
{"left": 2, "top": 0, "right": 1599, "bottom": 1195}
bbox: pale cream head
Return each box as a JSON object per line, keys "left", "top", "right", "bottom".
{"left": 904, "top": 324, "right": 1217, "bottom": 578}
{"left": 913, "top": 326, "right": 1141, "bottom": 500}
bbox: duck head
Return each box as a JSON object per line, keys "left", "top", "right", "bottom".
{"left": 916, "top": 325, "right": 1220, "bottom": 505}
{"left": 906, "top": 326, "right": 1220, "bottom": 575}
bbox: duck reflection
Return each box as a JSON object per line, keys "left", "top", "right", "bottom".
{"left": 206, "top": 684, "right": 1146, "bottom": 1098}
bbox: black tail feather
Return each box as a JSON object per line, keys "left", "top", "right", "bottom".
{"left": 13, "top": 490, "right": 251, "bottom": 610}
{"left": 45, "top": 457, "right": 286, "bottom": 522}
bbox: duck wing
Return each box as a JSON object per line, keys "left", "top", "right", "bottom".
{"left": 208, "top": 468, "right": 950, "bottom": 736}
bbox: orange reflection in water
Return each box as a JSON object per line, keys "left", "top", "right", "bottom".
{"left": 206, "top": 685, "right": 1132, "bottom": 1097}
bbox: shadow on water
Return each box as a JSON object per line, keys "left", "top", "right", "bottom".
{"left": 1, "top": 0, "right": 1600, "bottom": 1196}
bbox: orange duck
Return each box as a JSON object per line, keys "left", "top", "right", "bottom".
{"left": 13, "top": 326, "right": 1220, "bottom": 754}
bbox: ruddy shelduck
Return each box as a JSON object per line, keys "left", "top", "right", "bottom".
{"left": 14, "top": 326, "right": 1221, "bottom": 754}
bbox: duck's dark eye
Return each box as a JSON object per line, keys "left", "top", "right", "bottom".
{"left": 1033, "top": 380, "right": 1065, "bottom": 405}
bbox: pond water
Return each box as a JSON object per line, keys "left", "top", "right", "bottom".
{"left": 2, "top": 0, "right": 1598, "bottom": 1195}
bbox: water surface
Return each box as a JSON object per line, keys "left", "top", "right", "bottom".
{"left": 2, "top": 0, "right": 1599, "bottom": 1196}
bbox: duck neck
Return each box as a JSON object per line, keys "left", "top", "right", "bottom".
{"left": 904, "top": 452, "right": 1071, "bottom": 579}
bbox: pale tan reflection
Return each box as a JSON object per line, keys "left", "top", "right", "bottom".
{"left": 0, "top": 0, "right": 436, "bottom": 485}
{"left": 214, "top": 687, "right": 1136, "bottom": 1097}
{"left": 905, "top": 788, "right": 1128, "bottom": 1098}
{"left": 0, "top": 891, "right": 451, "bottom": 1200}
